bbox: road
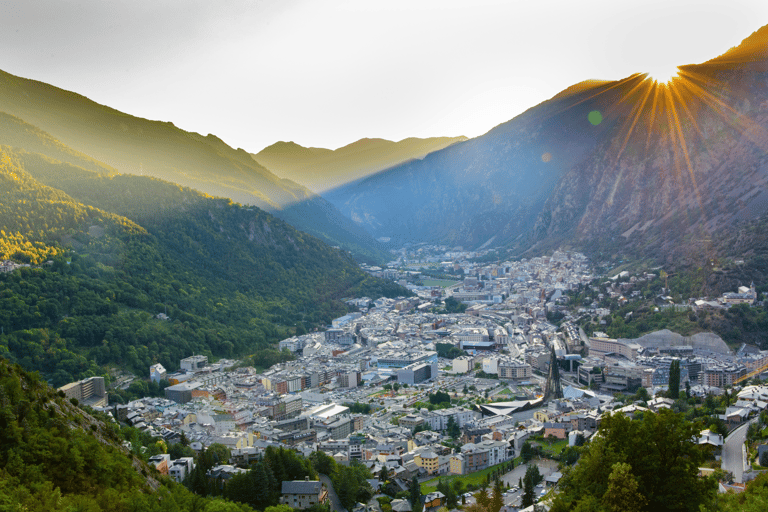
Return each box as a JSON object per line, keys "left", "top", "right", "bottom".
{"left": 722, "top": 419, "right": 756, "bottom": 483}
{"left": 501, "top": 459, "right": 559, "bottom": 488}
{"left": 319, "top": 473, "right": 347, "bottom": 512}
{"left": 496, "top": 460, "right": 559, "bottom": 508}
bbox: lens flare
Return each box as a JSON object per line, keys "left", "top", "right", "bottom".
{"left": 647, "top": 65, "right": 679, "bottom": 85}
{"left": 588, "top": 110, "right": 603, "bottom": 125}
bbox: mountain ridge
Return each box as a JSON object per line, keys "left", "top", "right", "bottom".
{"left": 253, "top": 135, "right": 467, "bottom": 193}
{"left": 322, "top": 25, "right": 768, "bottom": 267}
{"left": 0, "top": 68, "right": 390, "bottom": 263}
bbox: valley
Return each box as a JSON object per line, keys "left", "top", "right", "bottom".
{"left": 2, "top": 18, "right": 768, "bottom": 512}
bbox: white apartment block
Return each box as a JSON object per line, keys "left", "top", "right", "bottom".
{"left": 482, "top": 357, "right": 499, "bottom": 375}
{"left": 475, "top": 439, "right": 510, "bottom": 466}
{"left": 150, "top": 363, "right": 167, "bottom": 383}
{"left": 452, "top": 355, "right": 474, "bottom": 373}
{"left": 497, "top": 361, "right": 532, "bottom": 380}
{"left": 423, "top": 407, "right": 476, "bottom": 431}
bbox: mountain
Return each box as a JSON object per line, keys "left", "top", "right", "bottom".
{"left": 0, "top": 143, "right": 407, "bottom": 386}
{"left": 253, "top": 136, "right": 467, "bottom": 193}
{"left": 324, "top": 25, "right": 768, "bottom": 267}
{"left": 0, "top": 69, "right": 389, "bottom": 263}
{"left": 323, "top": 80, "right": 617, "bottom": 248}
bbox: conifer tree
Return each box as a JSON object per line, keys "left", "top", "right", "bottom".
{"left": 490, "top": 479, "right": 504, "bottom": 512}
{"left": 668, "top": 359, "right": 680, "bottom": 399}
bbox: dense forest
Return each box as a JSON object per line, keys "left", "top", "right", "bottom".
{"left": 0, "top": 146, "right": 407, "bottom": 386}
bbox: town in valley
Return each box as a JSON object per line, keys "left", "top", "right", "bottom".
{"left": 59, "top": 246, "right": 768, "bottom": 511}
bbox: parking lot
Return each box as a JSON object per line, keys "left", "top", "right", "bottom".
{"left": 460, "top": 460, "right": 558, "bottom": 510}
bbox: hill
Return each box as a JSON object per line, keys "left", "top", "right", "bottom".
{"left": 0, "top": 69, "right": 389, "bottom": 263}
{"left": 0, "top": 144, "right": 407, "bottom": 386}
{"left": 323, "top": 24, "right": 768, "bottom": 270}
{"left": 0, "top": 356, "right": 256, "bottom": 511}
{"left": 253, "top": 136, "right": 467, "bottom": 193}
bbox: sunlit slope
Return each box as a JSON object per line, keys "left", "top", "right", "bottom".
{"left": 0, "top": 112, "right": 117, "bottom": 176}
{"left": 0, "top": 69, "right": 389, "bottom": 262}
{"left": 253, "top": 136, "right": 467, "bottom": 192}
{"left": 324, "top": 24, "right": 768, "bottom": 265}
{"left": 0, "top": 145, "right": 143, "bottom": 263}
{"left": 0, "top": 69, "right": 290, "bottom": 207}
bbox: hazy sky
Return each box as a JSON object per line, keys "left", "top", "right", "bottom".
{"left": 3, "top": 0, "right": 767, "bottom": 152}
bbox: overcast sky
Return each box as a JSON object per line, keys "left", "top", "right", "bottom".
{"left": 2, "top": 0, "right": 767, "bottom": 152}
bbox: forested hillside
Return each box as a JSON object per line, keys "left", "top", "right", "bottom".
{"left": 0, "top": 69, "right": 390, "bottom": 263}
{"left": 0, "top": 357, "right": 379, "bottom": 511}
{"left": 0, "top": 146, "right": 407, "bottom": 386}
{"left": 0, "top": 357, "right": 256, "bottom": 511}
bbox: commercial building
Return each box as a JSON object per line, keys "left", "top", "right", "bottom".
{"left": 164, "top": 381, "right": 202, "bottom": 404}
{"left": 397, "top": 362, "right": 439, "bottom": 385}
{"left": 180, "top": 355, "right": 208, "bottom": 372}
{"left": 378, "top": 351, "right": 438, "bottom": 369}
{"left": 588, "top": 337, "right": 641, "bottom": 360}
{"left": 58, "top": 376, "right": 108, "bottom": 407}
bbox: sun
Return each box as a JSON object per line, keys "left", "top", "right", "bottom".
{"left": 646, "top": 64, "right": 680, "bottom": 85}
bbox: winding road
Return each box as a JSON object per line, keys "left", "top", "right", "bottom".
{"left": 722, "top": 419, "right": 756, "bottom": 483}
{"left": 319, "top": 473, "right": 348, "bottom": 512}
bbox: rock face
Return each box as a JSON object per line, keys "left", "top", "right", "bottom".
{"left": 532, "top": 53, "right": 768, "bottom": 264}
{"left": 323, "top": 26, "right": 768, "bottom": 263}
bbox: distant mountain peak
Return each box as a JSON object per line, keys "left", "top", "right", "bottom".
{"left": 253, "top": 135, "right": 467, "bottom": 193}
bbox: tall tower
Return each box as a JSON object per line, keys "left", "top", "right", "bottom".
{"left": 544, "top": 346, "right": 563, "bottom": 401}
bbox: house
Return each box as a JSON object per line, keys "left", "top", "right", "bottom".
{"left": 724, "top": 407, "right": 750, "bottom": 427}
{"left": 280, "top": 479, "right": 327, "bottom": 510}
{"left": 647, "top": 397, "right": 675, "bottom": 411}
{"left": 207, "top": 465, "right": 247, "bottom": 489}
{"left": 148, "top": 454, "right": 170, "bottom": 475}
{"left": 422, "top": 491, "right": 445, "bottom": 510}
{"left": 698, "top": 429, "right": 724, "bottom": 459}
{"left": 543, "top": 422, "right": 571, "bottom": 440}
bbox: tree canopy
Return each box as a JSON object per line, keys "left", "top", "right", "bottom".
{"left": 550, "top": 410, "right": 717, "bottom": 512}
